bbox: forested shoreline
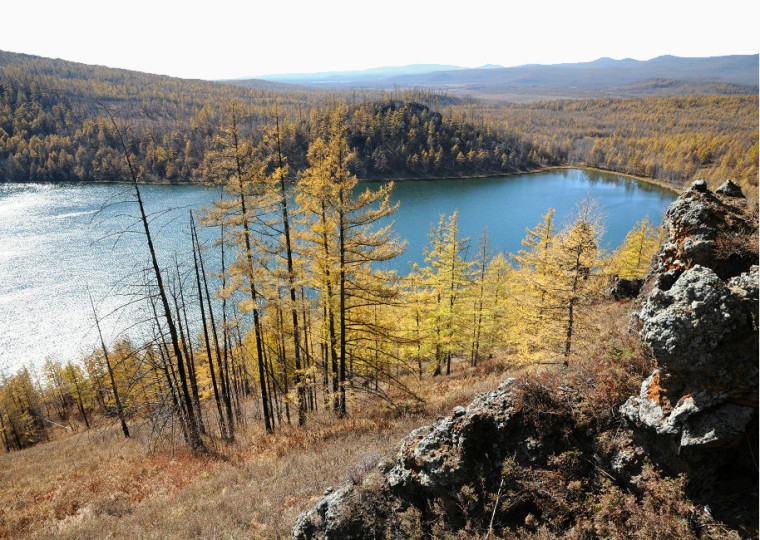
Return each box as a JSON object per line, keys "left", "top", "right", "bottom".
{"left": 447, "top": 95, "right": 758, "bottom": 195}
{"left": 0, "top": 49, "right": 754, "bottom": 453}
{"left": 1, "top": 94, "right": 664, "bottom": 452}
{"left": 1, "top": 50, "right": 757, "bottom": 198}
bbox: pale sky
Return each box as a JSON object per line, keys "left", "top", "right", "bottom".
{"left": 1, "top": 0, "right": 758, "bottom": 80}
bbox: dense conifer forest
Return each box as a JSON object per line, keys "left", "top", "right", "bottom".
{"left": 446, "top": 95, "right": 758, "bottom": 193}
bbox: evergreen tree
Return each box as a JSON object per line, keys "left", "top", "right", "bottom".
{"left": 509, "top": 209, "right": 556, "bottom": 360}
{"left": 298, "top": 104, "right": 404, "bottom": 416}
{"left": 543, "top": 202, "right": 604, "bottom": 361}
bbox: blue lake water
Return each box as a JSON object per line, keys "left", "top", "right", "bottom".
{"left": 0, "top": 169, "right": 675, "bottom": 372}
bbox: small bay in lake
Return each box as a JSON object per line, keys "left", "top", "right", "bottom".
{"left": 0, "top": 168, "right": 675, "bottom": 371}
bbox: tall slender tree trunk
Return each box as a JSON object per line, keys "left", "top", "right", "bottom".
{"left": 471, "top": 254, "right": 487, "bottom": 367}
{"left": 446, "top": 227, "right": 458, "bottom": 376}
{"left": 274, "top": 115, "right": 306, "bottom": 426}
{"left": 319, "top": 201, "right": 340, "bottom": 413}
{"left": 193, "top": 213, "right": 235, "bottom": 440}
{"left": 301, "top": 287, "right": 316, "bottom": 412}
{"left": 338, "top": 189, "right": 347, "bottom": 418}
{"left": 564, "top": 249, "right": 583, "bottom": 362}
{"left": 190, "top": 217, "right": 229, "bottom": 440}
{"left": 231, "top": 129, "right": 273, "bottom": 432}
{"left": 275, "top": 297, "right": 292, "bottom": 425}
{"left": 176, "top": 263, "right": 205, "bottom": 434}
{"left": 105, "top": 110, "right": 203, "bottom": 452}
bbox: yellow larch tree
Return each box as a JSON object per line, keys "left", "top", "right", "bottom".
{"left": 610, "top": 216, "right": 662, "bottom": 279}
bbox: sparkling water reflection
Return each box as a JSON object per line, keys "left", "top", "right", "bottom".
{"left": 0, "top": 169, "right": 675, "bottom": 372}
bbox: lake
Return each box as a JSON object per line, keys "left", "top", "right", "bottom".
{"left": 0, "top": 168, "right": 675, "bottom": 372}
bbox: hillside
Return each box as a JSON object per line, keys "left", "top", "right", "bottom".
{"left": 442, "top": 94, "right": 759, "bottom": 196}
{"left": 1, "top": 181, "right": 755, "bottom": 538}
{"left": 0, "top": 50, "right": 535, "bottom": 183}
{"left": 293, "top": 180, "right": 759, "bottom": 539}
{"left": 1, "top": 49, "right": 757, "bottom": 539}
{"left": 1, "top": 50, "right": 757, "bottom": 196}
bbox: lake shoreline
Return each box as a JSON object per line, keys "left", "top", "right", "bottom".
{"left": 372, "top": 165, "right": 681, "bottom": 196}
{"left": 0, "top": 166, "right": 682, "bottom": 194}
{"left": 537, "top": 165, "right": 682, "bottom": 195}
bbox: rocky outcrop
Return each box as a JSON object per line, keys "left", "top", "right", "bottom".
{"left": 386, "top": 379, "right": 518, "bottom": 497}
{"left": 292, "top": 485, "right": 359, "bottom": 540}
{"left": 645, "top": 179, "right": 757, "bottom": 285}
{"left": 639, "top": 265, "right": 751, "bottom": 373}
{"left": 293, "top": 380, "right": 525, "bottom": 539}
{"left": 292, "top": 377, "right": 597, "bottom": 539}
{"left": 624, "top": 180, "right": 758, "bottom": 451}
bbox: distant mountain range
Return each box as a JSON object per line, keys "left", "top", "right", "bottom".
{"left": 228, "top": 55, "right": 758, "bottom": 101}
{"left": 239, "top": 64, "right": 470, "bottom": 84}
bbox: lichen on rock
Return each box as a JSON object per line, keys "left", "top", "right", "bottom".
{"left": 624, "top": 180, "right": 758, "bottom": 453}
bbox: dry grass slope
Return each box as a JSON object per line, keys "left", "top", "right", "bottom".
{"left": 1, "top": 336, "right": 532, "bottom": 539}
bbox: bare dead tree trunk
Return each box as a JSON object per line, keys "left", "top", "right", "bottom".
{"left": 192, "top": 213, "right": 235, "bottom": 440}
{"left": 104, "top": 108, "right": 204, "bottom": 452}
{"left": 190, "top": 215, "right": 229, "bottom": 441}
{"left": 88, "top": 290, "right": 129, "bottom": 438}
{"left": 176, "top": 261, "right": 205, "bottom": 435}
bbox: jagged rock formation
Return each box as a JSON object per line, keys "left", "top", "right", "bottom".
{"left": 293, "top": 380, "right": 522, "bottom": 539}
{"left": 292, "top": 179, "right": 758, "bottom": 539}
{"left": 293, "top": 377, "right": 602, "bottom": 539}
{"left": 644, "top": 179, "right": 757, "bottom": 286}
{"left": 624, "top": 180, "right": 758, "bottom": 451}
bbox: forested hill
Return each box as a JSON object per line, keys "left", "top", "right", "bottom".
{"left": 1, "top": 50, "right": 757, "bottom": 195}
{"left": 339, "top": 100, "right": 533, "bottom": 178}
{"left": 0, "top": 49, "right": 316, "bottom": 115}
{"left": 0, "top": 50, "right": 536, "bottom": 182}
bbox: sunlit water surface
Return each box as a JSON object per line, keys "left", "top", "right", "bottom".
{"left": 0, "top": 169, "right": 675, "bottom": 372}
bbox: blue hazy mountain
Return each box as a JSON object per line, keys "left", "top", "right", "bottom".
{"left": 229, "top": 55, "right": 758, "bottom": 100}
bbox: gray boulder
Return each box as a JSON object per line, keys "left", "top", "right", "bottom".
{"left": 638, "top": 265, "right": 747, "bottom": 373}
{"left": 714, "top": 179, "right": 744, "bottom": 198}
{"left": 621, "top": 370, "right": 754, "bottom": 448}
{"left": 728, "top": 264, "right": 759, "bottom": 301}
{"left": 293, "top": 379, "right": 531, "bottom": 539}
{"left": 604, "top": 275, "right": 644, "bottom": 300}
{"left": 387, "top": 378, "right": 517, "bottom": 496}
{"left": 292, "top": 485, "right": 355, "bottom": 540}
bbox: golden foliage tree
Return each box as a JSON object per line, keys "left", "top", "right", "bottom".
{"left": 610, "top": 216, "right": 662, "bottom": 279}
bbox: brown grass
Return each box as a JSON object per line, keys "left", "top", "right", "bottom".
{"left": 0, "top": 345, "right": 525, "bottom": 539}
{"left": 0, "top": 300, "right": 649, "bottom": 539}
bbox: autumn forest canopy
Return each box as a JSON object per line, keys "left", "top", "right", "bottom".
{"left": 0, "top": 48, "right": 757, "bottom": 450}
{"left": 0, "top": 50, "right": 757, "bottom": 195}
{"left": 0, "top": 46, "right": 758, "bottom": 539}
{"left": 0, "top": 89, "right": 668, "bottom": 454}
